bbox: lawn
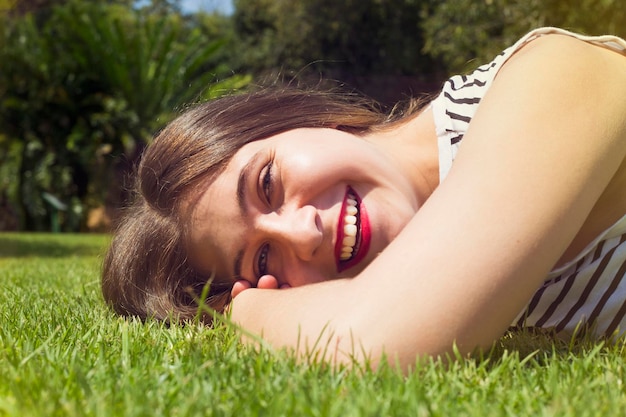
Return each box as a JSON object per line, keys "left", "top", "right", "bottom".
{"left": 1, "top": 232, "right": 625, "bottom": 416}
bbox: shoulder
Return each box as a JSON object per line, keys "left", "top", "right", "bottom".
{"left": 475, "top": 32, "right": 626, "bottom": 145}
{"left": 497, "top": 32, "right": 626, "bottom": 90}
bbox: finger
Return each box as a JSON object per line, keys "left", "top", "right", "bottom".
{"left": 231, "top": 279, "right": 252, "bottom": 298}
{"left": 257, "top": 274, "right": 279, "bottom": 290}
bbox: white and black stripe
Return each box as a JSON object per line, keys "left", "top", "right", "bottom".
{"left": 514, "top": 232, "right": 626, "bottom": 337}
{"left": 431, "top": 27, "right": 626, "bottom": 338}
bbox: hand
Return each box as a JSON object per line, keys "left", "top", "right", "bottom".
{"left": 231, "top": 275, "right": 291, "bottom": 298}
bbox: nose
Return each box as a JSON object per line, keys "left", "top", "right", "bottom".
{"left": 257, "top": 205, "right": 322, "bottom": 261}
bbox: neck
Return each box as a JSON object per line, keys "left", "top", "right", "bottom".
{"left": 365, "top": 106, "right": 439, "bottom": 204}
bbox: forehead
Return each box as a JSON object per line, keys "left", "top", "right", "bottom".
{"left": 185, "top": 154, "right": 247, "bottom": 280}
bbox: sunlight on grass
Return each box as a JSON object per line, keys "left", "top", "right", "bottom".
{"left": 1, "top": 233, "right": 625, "bottom": 416}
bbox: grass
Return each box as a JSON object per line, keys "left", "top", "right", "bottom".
{"left": 1, "top": 232, "right": 626, "bottom": 416}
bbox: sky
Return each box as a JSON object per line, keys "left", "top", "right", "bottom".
{"left": 180, "top": 0, "right": 234, "bottom": 14}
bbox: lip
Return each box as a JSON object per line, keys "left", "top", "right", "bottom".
{"left": 334, "top": 186, "right": 371, "bottom": 273}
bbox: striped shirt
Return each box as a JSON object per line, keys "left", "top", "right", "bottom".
{"left": 431, "top": 27, "right": 626, "bottom": 338}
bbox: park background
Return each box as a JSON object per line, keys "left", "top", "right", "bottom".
{"left": 1, "top": 0, "right": 625, "bottom": 234}
{"left": 3, "top": 2, "right": 626, "bottom": 416}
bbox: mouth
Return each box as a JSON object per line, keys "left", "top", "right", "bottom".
{"left": 335, "top": 187, "right": 371, "bottom": 273}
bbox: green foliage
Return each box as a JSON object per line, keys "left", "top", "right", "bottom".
{"left": 230, "top": 0, "right": 626, "bottom": 80}
{"left": 0, "top": 11, "right": 88, "bottom": 230}
{"left": 231, "top": 0, "right": 433, "bottom": 78}
{"left": 1, "top": 0, "right": 625, "bottom": 232}
{"left": 422, "top": 0, "right": 626, "bottom": 73}
{"left": 541, "top": 0, "right": 626, "bottom": 38}
{"left": 3, "top": 233, "right": 626, "bottom": 416}
{"left": 422, "top": 0, "right": 541, "bottom": 73}
{"left": 0, "top": 1, "right": 249, "bottom": 231}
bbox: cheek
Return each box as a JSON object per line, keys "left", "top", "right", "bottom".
{"left": 285, "top": 152, "right": 322, "bottom": 174}
{"left": 286, "top": 264, "right": 331, "bottom": 287}
{"left": 282, "top": 154, "right": 347, "bottom": 194}
{"left": 285, "top": 140, "right": 355, "bottom": 171}
{"left": 367, "top": 197, "right": 416, "bottom": 249}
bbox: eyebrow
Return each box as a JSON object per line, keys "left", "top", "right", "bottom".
{"left": 233, "top": 152, "right": 262, "bottom": 279}
{"left": 236, "top": 152, "right": 264, "bottom": 217}
{"left": 236, "top": 161, "right": 250, "bottom": 217}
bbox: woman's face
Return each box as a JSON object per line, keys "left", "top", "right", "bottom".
{"left": 186, "top": 127, "right": 420, "bottom": 295}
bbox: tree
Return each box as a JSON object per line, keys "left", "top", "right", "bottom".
{"left": 422, "top": 0, "right": 626, "bottom": 74}
{"left": 231, "top": 0, "right": 433, "bottom": 76}
{"left": 229, "top": 0, "right": 436, "bottom": 102}
{"left": 0, "top": 1, "right": 249, "bottom": 231}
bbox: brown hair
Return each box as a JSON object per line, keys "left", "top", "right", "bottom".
{"left": 101, "top": 87, "right": 424, "bottom": 324}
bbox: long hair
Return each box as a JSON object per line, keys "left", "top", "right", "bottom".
{"left": 101, "top": 87, "right": 423, "bottom": 323}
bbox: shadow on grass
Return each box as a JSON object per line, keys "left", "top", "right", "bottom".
{"left": 485, "top": 326, "right": 624, "bottom": 366}
{"left": 0, "top": 233, "right": 109, "bottom": 258}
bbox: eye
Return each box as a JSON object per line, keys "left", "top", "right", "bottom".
{"left": 261, "top": 161, "right": 273, "bottom": 205}
{"left": 256, "top": 243, "right": 270, "bottom": 278}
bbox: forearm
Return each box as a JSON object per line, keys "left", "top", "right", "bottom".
{"left": 230, "top": 278, "right": 365, "bottom": 363}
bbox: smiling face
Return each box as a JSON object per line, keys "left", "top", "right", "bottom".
{"left": 185, "top": 127, "right": 421, "bottom": 294}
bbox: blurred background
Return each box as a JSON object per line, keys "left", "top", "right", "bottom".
{"left": 1, "top": 0, "right": 624, "bottom": 233}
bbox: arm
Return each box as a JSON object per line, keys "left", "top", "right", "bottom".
{"left": 231, "top": 35, "right": 626, "bottom": 369}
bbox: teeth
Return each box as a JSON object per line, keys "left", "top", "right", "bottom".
{"left": 344, "top": 224, "right": 357, "bottom": 236}
{"left": 339, "top": 193, "right": 359, "bottom": 261}
{"left": 343, "top": 235, "right": 356, "bottom": 247}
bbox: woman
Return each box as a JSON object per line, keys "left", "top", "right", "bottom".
{"left": 103, "top": 27, "right": 626, "bottom": 369}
